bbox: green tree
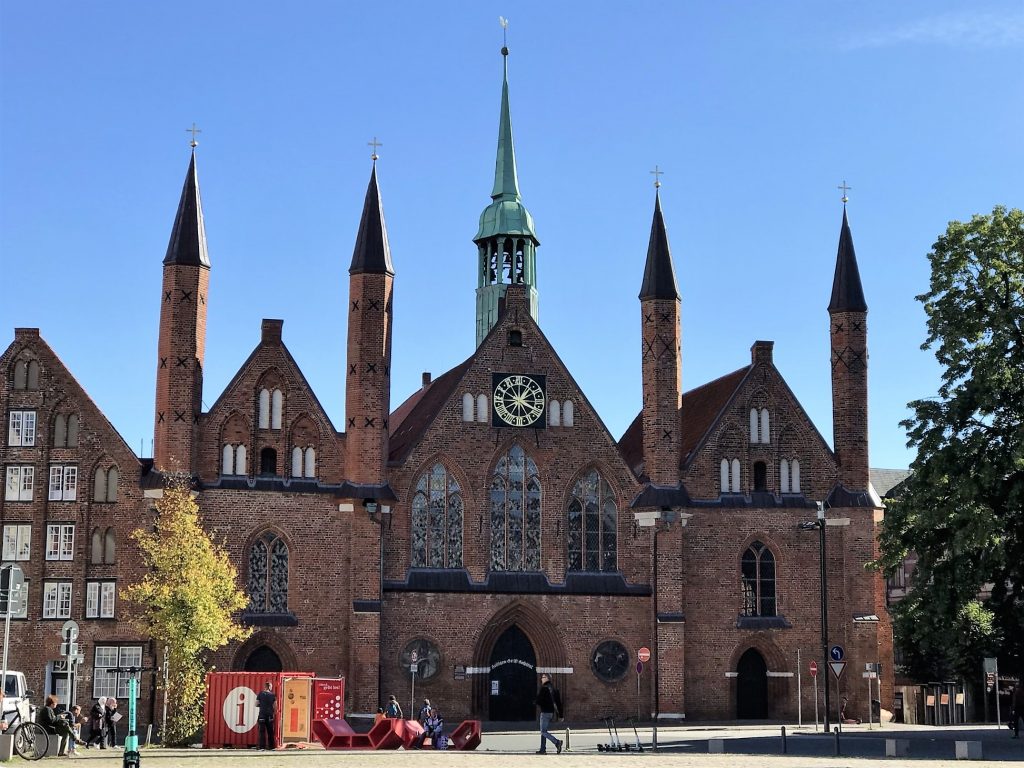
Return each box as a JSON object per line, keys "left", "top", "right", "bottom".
{"left": 123, "top": 473, "right": 251, "bottom": 744}
{"left": 878, "top": 206, "right": 1023, "bottom": 681}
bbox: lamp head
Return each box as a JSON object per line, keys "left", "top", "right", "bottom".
{"left": 363, "top": 498, "right": 379, "bottom": 516}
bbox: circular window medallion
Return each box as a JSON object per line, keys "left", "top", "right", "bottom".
{"left": 591, "top": 640, "right": 629, "bottom": 682}
{"left": 400, "top": 638, "right": 440, "bottom": 681}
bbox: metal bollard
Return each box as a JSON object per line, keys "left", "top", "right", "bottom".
{"left": 834, "top": 726, "right": 840, "bottom": 756}
{"left": 652, "top": 725, "right": 658, "bottom": 752}
{"left": 781, "top": 725, "right": 787, "bottom": 754}
{"left": 564, "top": 727, "right": 571, "bottom": 753}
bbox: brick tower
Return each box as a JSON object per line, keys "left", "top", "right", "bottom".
{"left": 639, "top": 189, "right": 682, "bottom": 487}
{"left": 154, "top": 146, "right": 210, "bottom": 473}
{"left": 828, "top": 204, "right": 869, "bottom": 492}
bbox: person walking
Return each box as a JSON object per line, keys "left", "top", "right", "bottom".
{"left": 256, "top": 681, "right": 277, "bottom": 750}
{"left": 1012, "top": 682, "right": 1024, "bottom": 739}
{"left": 85, "top": 698, "right": 106, "bottom": 749}
{"left": 534, "top": 673, "right": 563, "bottom": 754}
{"left": 104, "top": 698, "right": 120, "bottom": 749}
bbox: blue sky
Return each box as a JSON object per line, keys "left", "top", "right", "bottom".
{"left": 1, "top": 2, "right": 1021, "bottom": 469}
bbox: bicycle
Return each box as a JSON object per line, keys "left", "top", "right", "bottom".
{"left": 2, "top": 693, "right": 48, "bottom": 760}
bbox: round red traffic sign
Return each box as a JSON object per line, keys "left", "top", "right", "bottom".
{"left": 637, "top": 647, "right": 651, "bottom": 663}
{"left": 809, "top": 661, "right": 818, "bottom": 677}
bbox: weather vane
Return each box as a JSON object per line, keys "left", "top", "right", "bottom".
{"left": 838, "top": 180, "right": 852, "bottom": 204}
{"left": 368, "top": 136, "right": 382, "bottom": 163}
{"left": 186, "top": 122, "right": 201, "bottom": 149}
{"left": 650, "top": 165, "right": 664, "bottom": 189}
{"left": 499, "top": 16, "right": 509, "bottom": 55}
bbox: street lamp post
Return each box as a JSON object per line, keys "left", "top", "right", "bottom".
{"left": 800, "top": 502, "right": 830, "bottom": 732}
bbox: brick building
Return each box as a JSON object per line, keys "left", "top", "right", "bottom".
{"left": 1, "top": 47, "right": 891, "bottom": 728}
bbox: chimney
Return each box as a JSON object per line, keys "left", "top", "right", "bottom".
{"left": 261, "top": 319, "right": 284, "bottom": 344}
{"left": 751, "top": 340, "right": 774, "bottom": 366}
{"left": 422, "top": 372, "right": 432, "bottom": 388}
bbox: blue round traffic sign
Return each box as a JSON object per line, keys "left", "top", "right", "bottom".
{"left": 829, "top": 645, "right": 845, "bottom": 662}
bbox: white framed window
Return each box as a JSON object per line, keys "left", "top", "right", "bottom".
{"left": 2, "top": 523, "right": 31, "bottom": 560}
{"left": 48, "top": 465, "right": 77, "bottom": 501}
{"left": 93, "top": 646, "right": 143, "bottom": 700}
{"left": 46, "top": 524, "right": 74, "bottom": 560}
{"left": 5, "top": 466, "right": 35, "bottom": 501}
{"left": 8, "top": 411, "right": 36, "bottom": 447}
{"left": 43, "top": 581, "right": 72, "bottom": 619}
{"left": 86, "top": 581, "right": 116, "bottom": 618}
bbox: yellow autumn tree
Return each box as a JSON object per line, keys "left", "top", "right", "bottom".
{"left": 123, "top": 473, "right": 250, "bottom": 744}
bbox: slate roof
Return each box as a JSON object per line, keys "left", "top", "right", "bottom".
{"left": 638, "top": 191, "right": 680, "bottom": 301}
{"left": 869, "top": 467, "right": 912, "bottom": 498}
{"left": 349, "top": 164, "right": 394, "bottom": 276}
{"left": 163, "top": 150, "right": 210, "bottom": 268}
{"left": 828, "top": 207, "right": 867, "bottom": 312}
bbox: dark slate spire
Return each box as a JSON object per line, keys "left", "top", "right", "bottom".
{"left": 639, "top": 191, "right": 680, "bottom": 300}
{"left": 349, "top": 163, "right": 394, "bottom": 276}
{"left": 828, "top": 207, "right": 867, "bottom": 312}
{"left": 163, "top": 149, "right": 210, "bottom": 267}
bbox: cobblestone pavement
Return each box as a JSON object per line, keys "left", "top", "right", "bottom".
{"left": 30, "top": 723, "right": 1023, "bottom": 767}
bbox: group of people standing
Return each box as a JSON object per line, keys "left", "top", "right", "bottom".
{"left": 36, "top": 695, "right": 120, "bottom": 757}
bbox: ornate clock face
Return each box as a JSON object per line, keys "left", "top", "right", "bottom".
{"left": 492, "top": 373, "right": 546, "bottom": 428}
{"left": 591, "top": 640, "right": 629, "bottom": 682}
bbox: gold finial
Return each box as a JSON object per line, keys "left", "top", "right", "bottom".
{"left": 499, "top": 16, "right": 509, "bottom": 55}
{"left": 838, "top": 180, "right": 852, "bottom": 204}
{"left": 368, "top": 136, "right": 382, "bottom": 162}
{"left": 186, "top": 122, "right": 202, "bottom": 148}
{"left": 650, "top": 165, "right": 664, "bottom": 189}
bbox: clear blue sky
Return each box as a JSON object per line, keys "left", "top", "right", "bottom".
{"left": 2, "top": 2, "right": 1021, "bottom": 470}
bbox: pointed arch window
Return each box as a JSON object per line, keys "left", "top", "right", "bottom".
{"left": 271, "top": 389, "right": 283, "bottom": 430}
{"left": 490, "top": 445, "right": 541, "bottom": 571}
{"left": 291, "top": 446, "right": 317, "bottom": 478}
{"left": 410, "top": 463, "right": 464, "bottom": 568}
{"left": 567, "top": 468, "right": 618, "bottom": 572}
{"left": 247, "top": 531, "right": 289, "bottom": 613}
{"left": 741, "top": 541, "right": 776, "bottom": 617}
{"left": 258, "top": 390, "right": 271, "bottom": 429}
{"left": 12, "top": 360, "right": 40, "bottom": 390}
{"left": 54, "top": 414, "right": 80, "bottom": 448}
{"left": 103, "top": 527, "right": 116, "bottom": 563}
{"left": 721, "top": 458, "right": 742, "bottom": 494}
{"left": 91, "top": 528, "right": 103, "bottom": 564}
{"left": 750, "top": 408, "right": 770, "bottom": 444}
{"left": 462, "top": 393, "right": 474, "bottom": 422}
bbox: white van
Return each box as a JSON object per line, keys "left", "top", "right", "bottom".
{"left": 2, "top": 671, "right": 31, "bottom": 726}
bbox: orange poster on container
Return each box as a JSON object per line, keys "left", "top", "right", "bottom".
{"left": 282, "top": 677, "right": 311, "bottom": 741}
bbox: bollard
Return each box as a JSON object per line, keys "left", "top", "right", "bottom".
{"left": 145, "top": 723, "right": 153, "bottom": 746}
{"left": 781, "top": 725, "right": 787, "bottom": 754}
{"left": 564, "top": 727, "right": 571, "bottom": 753}
{"left": 834, "top": 726, "right": 841, "bottom": 756}
{"left": 652, "top": 725, "right": 658, "bottom": 752}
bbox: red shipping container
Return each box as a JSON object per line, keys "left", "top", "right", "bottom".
{"left": 204, "top": 671, "right": 313, "bottom": 749}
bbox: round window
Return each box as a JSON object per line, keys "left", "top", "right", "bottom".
{"left": 400, "top": 638, "right": 441, "bottom": 681}
{"left": 591, "top": 640, "right": 629, "bottom": 682}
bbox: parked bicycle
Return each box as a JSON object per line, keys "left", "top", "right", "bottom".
{"left": 2, "top": 692, "right": 48, "bottom": 760}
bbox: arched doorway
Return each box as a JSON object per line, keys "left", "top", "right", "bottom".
{"left": 244, "top": 645, "right": 282, "bottom": 672}
{"left": 736, "top": 648, "right": 768, "bottom": 719}
{"left": 488, "top": 625, "right": 536, "bottom": 721}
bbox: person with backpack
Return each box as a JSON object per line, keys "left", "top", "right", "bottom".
{"left": 384, "top": 695, "right": 403, "bottom": 719}
{"left": 534, "top": 673, "right": 563, "bottom": 754}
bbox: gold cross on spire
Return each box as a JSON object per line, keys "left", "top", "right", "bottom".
{"left": 368, "top": 137, "right": 382, "bottom": 162}
{"left": 650, "top": 165, "right": 664, "bottom": 189}
{"left": 838, "top": 180, "right": 852, "bottom": 204}
{"left": 186, "top": 122, "right": 201, "bottom": 148}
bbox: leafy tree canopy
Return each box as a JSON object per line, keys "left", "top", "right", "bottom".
{"left": 123, "top": 473, "right": 251, "bottom": 744}
{"left": 878, "top": 206, "right": 1023, "bottom": 681}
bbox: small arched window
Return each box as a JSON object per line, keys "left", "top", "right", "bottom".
{"left": 731, "top": 459, "right": 741, "bottom": 493}
{"left": 235, "top": 445, "right": 247, "bottom": 476}
{"left": 304, "top": 447, "right": 315, "bottom": 478}
{"left": 549, "top": 400, "right": 561, "bottom": 427}
{"left": 741, "top": 541, "right": 776, "bottom": 617}
{"left": 290, "top": 447, "right": 316, "bottom": 478}
{"left": 66, "top": 415, "right": 79, "bottom": 447}
{"left": 567, "top": 468, "right": 618, "bottom": 572}
{"left": 291, "top": 447, "right": 303, "bottom": 477}
{"left": 462, "top": 393, "right": 474, "bottom": 422}
{"left": 90, "top": 528, "right": 103, "bottom": 564}
{"left": 222, "top": 445, "right": 235, "bottom": 475}
{"left": 477, "top": 394, "right": 488, "bottom": 423}
{"left": 258, "top": 389, "right": 271, "bottom": 429}
{"left": 791, "top": 459, "right": 801, "bottom": 493}
{"left": 749, "top": 409, "right": 758, "bottom": 443}
{"left": 720, "top": 459, "right": 730, "bottom": 494}
{"left": 247, "top": 531, "right": 289, "bottom": 613}
{"left": 563, "top": 400, "right": 574, "bottom": 427}
{"left": 410, "top": 463, "right": 464, "bottom": 568}
{"left": 760, "top": 408, "right": 770, "bottom": 444}
{"left": 106, "top": 467, "right": 118, "bottom": 501}
{"left": 271, "top": 389, "right": 283, "bottom": 430}
{"left": 260, "top": 447, "right": 278, "bottom": 475}
{"left": 54, "top": 414, "right": 67, "bottom": 447}
{"left": 103, "top": 527, "right": 116, "bottom": 563}
{"left": 780, "top": 459, "right": 790, "bottom": 494}
{"left": 93, "top": 468, "right": 107, "bottom": 502}
{"left": 12, "top": 360, "right": 40, "bottom": 390}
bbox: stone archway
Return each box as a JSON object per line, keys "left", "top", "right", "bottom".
{"left": 487, "top": 625, "right": 537, "bottom": 721}
{"left": 243, "top": 645, "right": 282, "bottom": 672}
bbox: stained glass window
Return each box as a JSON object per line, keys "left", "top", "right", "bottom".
{"left": 490, "top": 445, "right": 541, "bottom": 571}
{"left": 567, "top": 468, "right": 617, "bottom": 572}
{"left": 740, "top": 541, "right": 776, "bottom": 617}
{"left": 410, "top": 463, "right": 463, "bottom": 568}
{"left": 247, "top": 531, "right": 289, "bottom": 613}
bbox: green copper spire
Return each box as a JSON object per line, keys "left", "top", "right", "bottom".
{"left": 474, "top": 44, "right": 540, "bottom": 346}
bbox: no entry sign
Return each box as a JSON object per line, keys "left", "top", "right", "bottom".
{"left": 637, "top": 647, "right": 651, "bottom": 663}
{"left": 809, "top": 661, "right": 818, "bottom": 677}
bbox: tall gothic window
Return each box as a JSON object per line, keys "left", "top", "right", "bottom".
{"left": 410, "top": 463, "right": 463, "bottom": 568}
{"left": 490, "top": 444, "right": 541, "bottom": 571}
{"left": 567, "top": 468, "right": 618, "bottom": 572}
{"left": 247, "top": 531, "right": 289, "bottom": 613}
{"left": 741, "top": 541, "right": 776, "bottom": 617}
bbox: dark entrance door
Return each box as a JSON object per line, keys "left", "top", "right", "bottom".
{"left": 736, "top": 648, "right": 768, "bottom": 718}
{"left": 488, "top": 625, "right": 537, "bottom": 721}
{"left": 244, "top": 645, "right": 282, "bottom": 672}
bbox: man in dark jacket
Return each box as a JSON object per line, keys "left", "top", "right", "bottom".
{"left": 534, "top": 674, "right": 563, "bottom": 754}
{"left": 104, "top": 698, "right": 119, "bottom": 748}
{"left": 1012, "top": 682, "right": 1024, "bottom": 738}
{"left": 256, "top": 681, "right": 277, "bottom": 750}
{"left": 86, "top": 699, "right": 106, "bottom": 748}
{"left": 37, "top": 695, "right": 83, "bottom": 754}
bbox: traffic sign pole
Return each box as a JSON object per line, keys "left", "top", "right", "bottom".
{"left": 797, "top": 648, "right": 802, "bottom": 728}
{"left": 808, "top": 659, "right": 819, "bottom": 731}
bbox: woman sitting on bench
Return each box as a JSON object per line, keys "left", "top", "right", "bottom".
{"left": 416, "top": 707, "right": 445, "bottom": 749}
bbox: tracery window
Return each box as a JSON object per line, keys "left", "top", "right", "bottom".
{"left": 489, "top": 445, "right": 541, "bottom": 571}
{"left": 410, "top": 463, "right": 463, "bottom": 568}
{"left": 567, "top": 468, "right": 618, "bottom": 572}
{"left": 741, "top": 541, "right": 776, "bottom": 617}
{"left": 247, "top": 531, "right": 289, "bottom": 613}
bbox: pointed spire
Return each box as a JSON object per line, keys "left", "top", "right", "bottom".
{"left": 349, "top": 163, "right": 394, "bottom": 276}
{"left": 491, "top": 46, "right": 521, "bottom": 202}
{"left": 828, "top": 207, "right": 867, "bottom": 312}
{"left": 639, "top": 191, "right": 680, "bottom": 300}
{"left": 163, "top": 149, "right": 210, "bottom": 267}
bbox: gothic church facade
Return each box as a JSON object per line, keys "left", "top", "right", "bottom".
{"left": 1, "top": 48, "right": 891, "bottom": 726}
